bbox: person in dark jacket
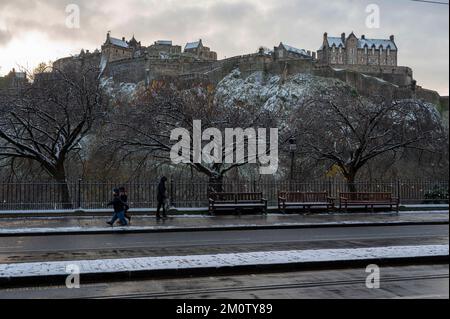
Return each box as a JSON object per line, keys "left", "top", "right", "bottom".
{"left": 107, "top": 189, "right": 129, "bottom": 227}
{"left": 119, "top": 187, "right": 131, "bottom": 224}
{"left": 156, "top": 177, "right": 168, "bottom": 220}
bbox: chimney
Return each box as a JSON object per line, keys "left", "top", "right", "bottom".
{"left": 122, "top": 37, "right": 126, "bottom": 41}
{"left": 361, "top": 35, "right": 365, "bottom": 40}
{"left": 323, "top": 32, "right": 328, "bottom": 42}
{"left": 307, "top": 50, "right": 311, "bottom": 56}
{"left": 390, "top": 35, "right": 395, "bottom": 42}
{"left": 312, "top": 52, "right": 316, "bottom": 60}
{"left": 341, "top": 33, "right": 346, "bottom": 43}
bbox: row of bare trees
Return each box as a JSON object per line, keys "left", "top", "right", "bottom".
{"left": 0, "top": 66, "right": 448, "bottom": 207}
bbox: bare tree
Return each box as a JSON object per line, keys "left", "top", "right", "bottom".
{"left": 105, "top": 82, "right": 278, "bottom": 193}
{"left": 293, "top": 92, "right": 447, "bottom": 192}
{"left": 0, "top": 66, "right": 104, "bottom": 208}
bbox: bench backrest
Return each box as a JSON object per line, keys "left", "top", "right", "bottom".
{"left": 279, "top": 192, "right": 328, "bottom": 202}
{"left": 236, "top": 192, "right": 263, "bottom": 203}
{"left": 340, "top": 192, "right": 392, "bottom": 201}
{"left": 210, "top": 193, "right": 236, "bottom": 203}
{"left": 211, "top": 192, "right": 263, "bottom": 203}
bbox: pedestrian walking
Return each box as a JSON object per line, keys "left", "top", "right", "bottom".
{"left": 107, "top": 188, "right": 129, "bottom": 227}
{"left": 119, "top": 186, "right": 131, "bottom": 224}
{"left": 156, "top": 177, "right": 168, "bottom": 220}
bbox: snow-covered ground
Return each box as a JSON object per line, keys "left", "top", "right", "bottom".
{"left": 0, "top": 245, "right": 447, "bottom": 279}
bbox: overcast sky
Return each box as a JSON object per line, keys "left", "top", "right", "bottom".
{"left": 0, "top": 0, "right": 448, "bottom": 95}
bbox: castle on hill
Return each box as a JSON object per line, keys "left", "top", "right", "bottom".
{"left": 2, "top": 31, "right": 448, "bottom": 125}
{"left": 52, "top": 31, "right": 408, "bottom": 87}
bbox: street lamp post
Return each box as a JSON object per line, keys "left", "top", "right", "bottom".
{"left": 289, "top": 137, "right": 297, "bottom": 180}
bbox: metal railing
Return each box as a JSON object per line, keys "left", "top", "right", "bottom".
{"left": 0, "top": 179, "right": 448, "bottom": 210}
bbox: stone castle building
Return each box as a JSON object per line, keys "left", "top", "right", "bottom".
{"left": 317, "top": 32, "right": 398, "bottom": 67}
{"left": 274, "top": 42, "right": 314, "bottom": 60}
{"left": 44, "top": 30, "right": 448, "bottom": 121}
{"left": 100, "top": 32, "right": 218, "bottom": 63}
{"left": 184, "top": 39, "right": 217, "bottom": 61}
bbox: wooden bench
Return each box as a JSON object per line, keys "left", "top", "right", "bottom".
{"left": 209, "top": 192, "right": 268, "bottom": 215}
{"left": 278, "top": 192, "right": 335, "bottom": 213}
{"left": 339, "top": 192, "right": 400, "bottom": 212}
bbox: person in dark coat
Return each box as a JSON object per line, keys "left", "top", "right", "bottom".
{"left": 107, "top": 188, "right": 129, "bottom": 227}
{"left": 156, "top": 177, "right": 168, "bottom": 220}
{"left": 119, "top": 187, "right": 131, "bottom": 224}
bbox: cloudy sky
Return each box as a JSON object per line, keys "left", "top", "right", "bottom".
{"left": 0, "top": 0, "right": 448, "bottom": 94}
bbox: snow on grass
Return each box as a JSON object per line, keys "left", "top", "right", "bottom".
{"left": 0, "top": 245, "right": 447, "bottom": 278}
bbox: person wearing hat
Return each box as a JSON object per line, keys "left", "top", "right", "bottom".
{"left": 107, "top": 188, "right": 129, "bottom": 227}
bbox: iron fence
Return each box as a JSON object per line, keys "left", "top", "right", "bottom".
{"left": 0, "top": 179, "right": 448, "bottom": 210}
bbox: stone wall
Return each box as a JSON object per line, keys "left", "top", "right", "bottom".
{"left": 321, "top": 64, "right": 413, "bottom": 87}
{"left": 439, "top": 96, "right": 449, "bottom": 128}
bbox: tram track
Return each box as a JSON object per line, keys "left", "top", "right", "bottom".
{"left": 88, "top": 273, "right": 449, "bottom": 299}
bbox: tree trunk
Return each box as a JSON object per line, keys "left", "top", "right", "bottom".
{"left": 344, "top": 168, "right": 358, "bottom": 193}
{"left": 208, "top": 174, "right": 224, "bottom": 194}
{"left": 54, "top": 166, "right": 73, "bottom": 210}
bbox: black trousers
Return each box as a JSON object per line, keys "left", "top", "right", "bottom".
{"left": 157, "top": 200, "right": 167, "bottom": 217}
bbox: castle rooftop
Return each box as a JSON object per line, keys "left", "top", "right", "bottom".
{"left": 320, "top": 34, "right": 397, "bottom": 50}
{"left": 185, "top": 41, "right": 201, "bottom": 50}
{"left": 281, "top": 43, "right": 309, "bottom": 57}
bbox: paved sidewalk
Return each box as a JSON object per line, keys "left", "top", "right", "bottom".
{"left": 0, "top": 211, "right": 447, "bottom": 236}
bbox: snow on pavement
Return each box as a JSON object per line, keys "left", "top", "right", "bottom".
{"left": 0, "top": 245, "right": 447, "bottom": 278}
{"left": 1, "top": 219, "right": 448, "bottom": 235}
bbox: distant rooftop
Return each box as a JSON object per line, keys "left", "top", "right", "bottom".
{"left": 320, "top": 34, "right": 397, "bottom": 51}
{"left": 155, "top": 40, "right": 173, "bottom": 46}
{"left": 185, "top": 41, "right": 201, "bottom": 50}
{"left": 281, "top": 43, "right": 309, "bottom": 57}
{"left": 108, "top": 37, "right": 129, "bottom": 49}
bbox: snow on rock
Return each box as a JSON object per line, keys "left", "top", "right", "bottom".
{"left": 100, "top": 77, "right": 144, "bottom": 102}
{"left": 215, "top": 69, "right": 350, "bottom": 114}
{"left": 0, "top": 245, "right": 447, "bottom": 278}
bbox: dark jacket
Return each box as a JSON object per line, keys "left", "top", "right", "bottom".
{"left": 108, "top": 197, "right": 129, "bottom": 213}
{"left": 120, "top": 194, "right": 128, "bottom": 209}
{"left": 157, "top": 178, "right": 167, "bottom": 202}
